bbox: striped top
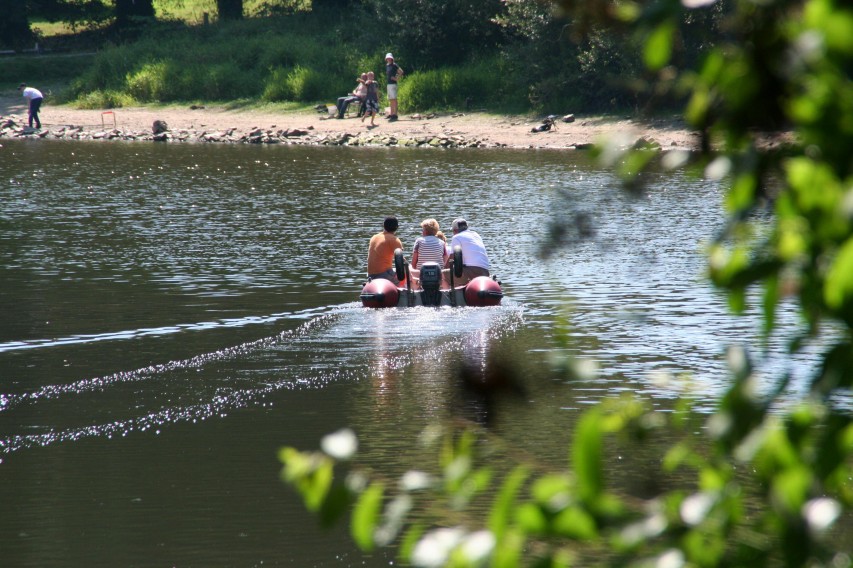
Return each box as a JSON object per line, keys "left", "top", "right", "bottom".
{"left": 412, "top": 236, "right": 446, "bottom": 269}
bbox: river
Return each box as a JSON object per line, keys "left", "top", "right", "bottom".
{"left": 0, "top": 139, "right": 827, "bottom": 566}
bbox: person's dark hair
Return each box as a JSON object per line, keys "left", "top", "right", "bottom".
{"left": 384, "top": 216, "right": 399, "bottom": 232}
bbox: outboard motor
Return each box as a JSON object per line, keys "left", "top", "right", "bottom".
{"left": 419, "top": 262, "right": 442, "bottom": 307}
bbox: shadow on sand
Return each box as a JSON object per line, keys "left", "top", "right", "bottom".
{"left": 1, "top": 94, "right": 28, "bottom": 117}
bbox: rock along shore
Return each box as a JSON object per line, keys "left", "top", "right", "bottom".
{"left": 0, "top": 112, "right": 580, "bottom": 149}
{"left": 0, "top": 102, "right": 710, "bottom": 151}
{"left": 2, "top": 118, "right": 499, "bottom": 149}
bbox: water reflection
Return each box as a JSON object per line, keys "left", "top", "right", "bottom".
{"left": 450, "top": 328, "right": 529, "bottom": 427}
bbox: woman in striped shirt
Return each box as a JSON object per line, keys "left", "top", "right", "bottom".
{"left": 411, "top": 218, "right": 448, "bottom": 287}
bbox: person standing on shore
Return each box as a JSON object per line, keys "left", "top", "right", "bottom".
{"left": 384, "top": 53, "right": 403, "bottom": 122}
{"left": 361, "top": 71, "right": 380, "bottom": 127}
{"left": 18, "top": 83, "right": 44, "bottom": 129}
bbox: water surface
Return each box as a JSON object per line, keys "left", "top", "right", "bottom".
{"left": 0, "top": 139, "right": 826, "bottom": 566}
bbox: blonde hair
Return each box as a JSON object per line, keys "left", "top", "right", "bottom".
{"left": 420, "top": 218, "right": 439, "bottom": 236}
{"left": 436, "top": 230, "right": 446, "bottom": 243}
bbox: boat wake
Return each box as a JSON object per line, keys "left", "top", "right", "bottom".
{"left": 0, "top": 301, "right": 524, "bottom": 456}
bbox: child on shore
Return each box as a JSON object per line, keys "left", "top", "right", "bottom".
{"left": 361, "top": 71, "right": 379, "bottom": 128}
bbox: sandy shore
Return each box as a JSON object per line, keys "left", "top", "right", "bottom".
{"left": 1, "top": 95, "right": 709, "bottom": 150}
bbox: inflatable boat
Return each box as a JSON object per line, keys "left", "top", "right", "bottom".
{"left": 360, "top": 247, "right": 503, "bottom": 308}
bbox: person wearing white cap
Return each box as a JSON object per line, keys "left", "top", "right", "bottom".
{"left": 384, "top": 53, "right": 403, "bottom": 121}
{"left": 449, "top": 218, "right": 491, "bottom": 285}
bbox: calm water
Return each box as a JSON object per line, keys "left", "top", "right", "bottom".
{"left": 0, "top": 139, "right": 828, "bottom": 566}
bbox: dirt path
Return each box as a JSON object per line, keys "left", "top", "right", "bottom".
{"left": 1, "top": 95, "right": 706, "bottom": 149}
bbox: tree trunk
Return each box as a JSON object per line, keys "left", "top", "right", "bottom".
{"left": 217, "top": 0, "right": 243, "bottom": 20}
{"left": 0, "top": 0, "right": 34, "bottom": 49}
{"left": 114, "top": 0, "right": 155, "bottom": 28}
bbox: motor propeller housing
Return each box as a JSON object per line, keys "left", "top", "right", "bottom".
{"left": 419, "top": 262, "right": 442, "bottom": 307}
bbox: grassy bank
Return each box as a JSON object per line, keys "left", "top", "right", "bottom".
{"left": 3, "top": 2, "right": 648, "bottom": 116}
{"left": 3, "top": 14, "right": 516, "bottom": 114}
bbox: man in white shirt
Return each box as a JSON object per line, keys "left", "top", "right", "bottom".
{"left": 449, "top": 218, "right": 491, "bottom": 285}
{"left": 18, "top": 83, "right": 44, "bottom": 129}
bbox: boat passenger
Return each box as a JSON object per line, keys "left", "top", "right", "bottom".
{"left": 367, "top": 216, "right": 404, "bottom": 285}
{"left": 449, "top": 217, "right": 491, "bottom": 286}
{"left": 410, "top": 218, "right": 448, "bottom": 288}
{"left": 436, "top": 230, "right": 452, "bottom": 259}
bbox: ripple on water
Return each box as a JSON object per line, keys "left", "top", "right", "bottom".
{"left": 0, "top": 302, "right": 525, "bottom": 454}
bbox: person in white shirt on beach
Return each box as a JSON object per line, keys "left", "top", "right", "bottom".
{"left": 18, "top": 83, "right": 44, "bottom": 129}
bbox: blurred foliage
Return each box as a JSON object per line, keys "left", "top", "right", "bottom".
{"left": 282, "top": 374, "right": 851, "bottom": 566}
{"left": 280, "top": 0, "right": 853, "bottom": 566}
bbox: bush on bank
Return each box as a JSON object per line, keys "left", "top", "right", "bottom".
{"left": 49, "top": 21, "right": 525, "bottom": 113}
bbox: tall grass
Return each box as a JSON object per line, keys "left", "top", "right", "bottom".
{"left": 0, "top": 53, "right": 95, "bottom": 92}
{"left": 398, "top": 58, "right": 508, "bottom": 113}
{"left": 74, "top": 89, "right": 137, "bottom": 109}
{"left": 61, "top": 35, "right": 523, "bottom": 112}
{"left": 64, "top": 11, "right": 387, "bottom": 106}
{"left": 8, "top": 2, "right": 657, "bottom": 116}
{"left": 8, "top": 6, "right": 614, "bottom": 115}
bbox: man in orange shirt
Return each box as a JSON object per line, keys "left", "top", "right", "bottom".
{"left": 367, "top": 216, "right": 404, "bottom": 284}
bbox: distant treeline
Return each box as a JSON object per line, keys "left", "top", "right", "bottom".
{"left": 1, "top": 0, "right": 729, "bottom": 114}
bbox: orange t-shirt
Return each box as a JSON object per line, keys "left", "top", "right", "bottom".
{"left": 367, "top": 231, "right": 403, "bottom": 274}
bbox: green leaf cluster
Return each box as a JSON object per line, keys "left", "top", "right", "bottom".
{"left": 282, "top": 382, "right": 851, "bottom": 566}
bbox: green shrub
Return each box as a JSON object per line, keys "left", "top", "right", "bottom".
{"left": 122, "top": 56, "right": 257, "bottom": 102}
{"left": 125, "top": 60, "right": 169, "bottom": 101}
{"left": 261, "top": 66, "right": 294, "bottom": 102}
{"left": 284, "top": 65, "right": 327, "bottom": 102}
{"left": 76, "top": 45, "right": 141, "bottom": 91}
{"left": 62, "top": 14, "right": 372, "bottom": 104}
{"left": 74, "top": 89, "right": 137, "bottom": 109}
{"left": 259, "top": 39, "right": 335, "bottom": 73}
{"left": 399, "top": 69, "right": 450, "bottom": 111}
{"left": 447, "top": 59, "right": 505, "bottom": 106}
{"left": 198, "top": 61, "right": 257, "bottom": 100}
{"left": 398, "top": 59, "right": 503, "bottom": 113}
